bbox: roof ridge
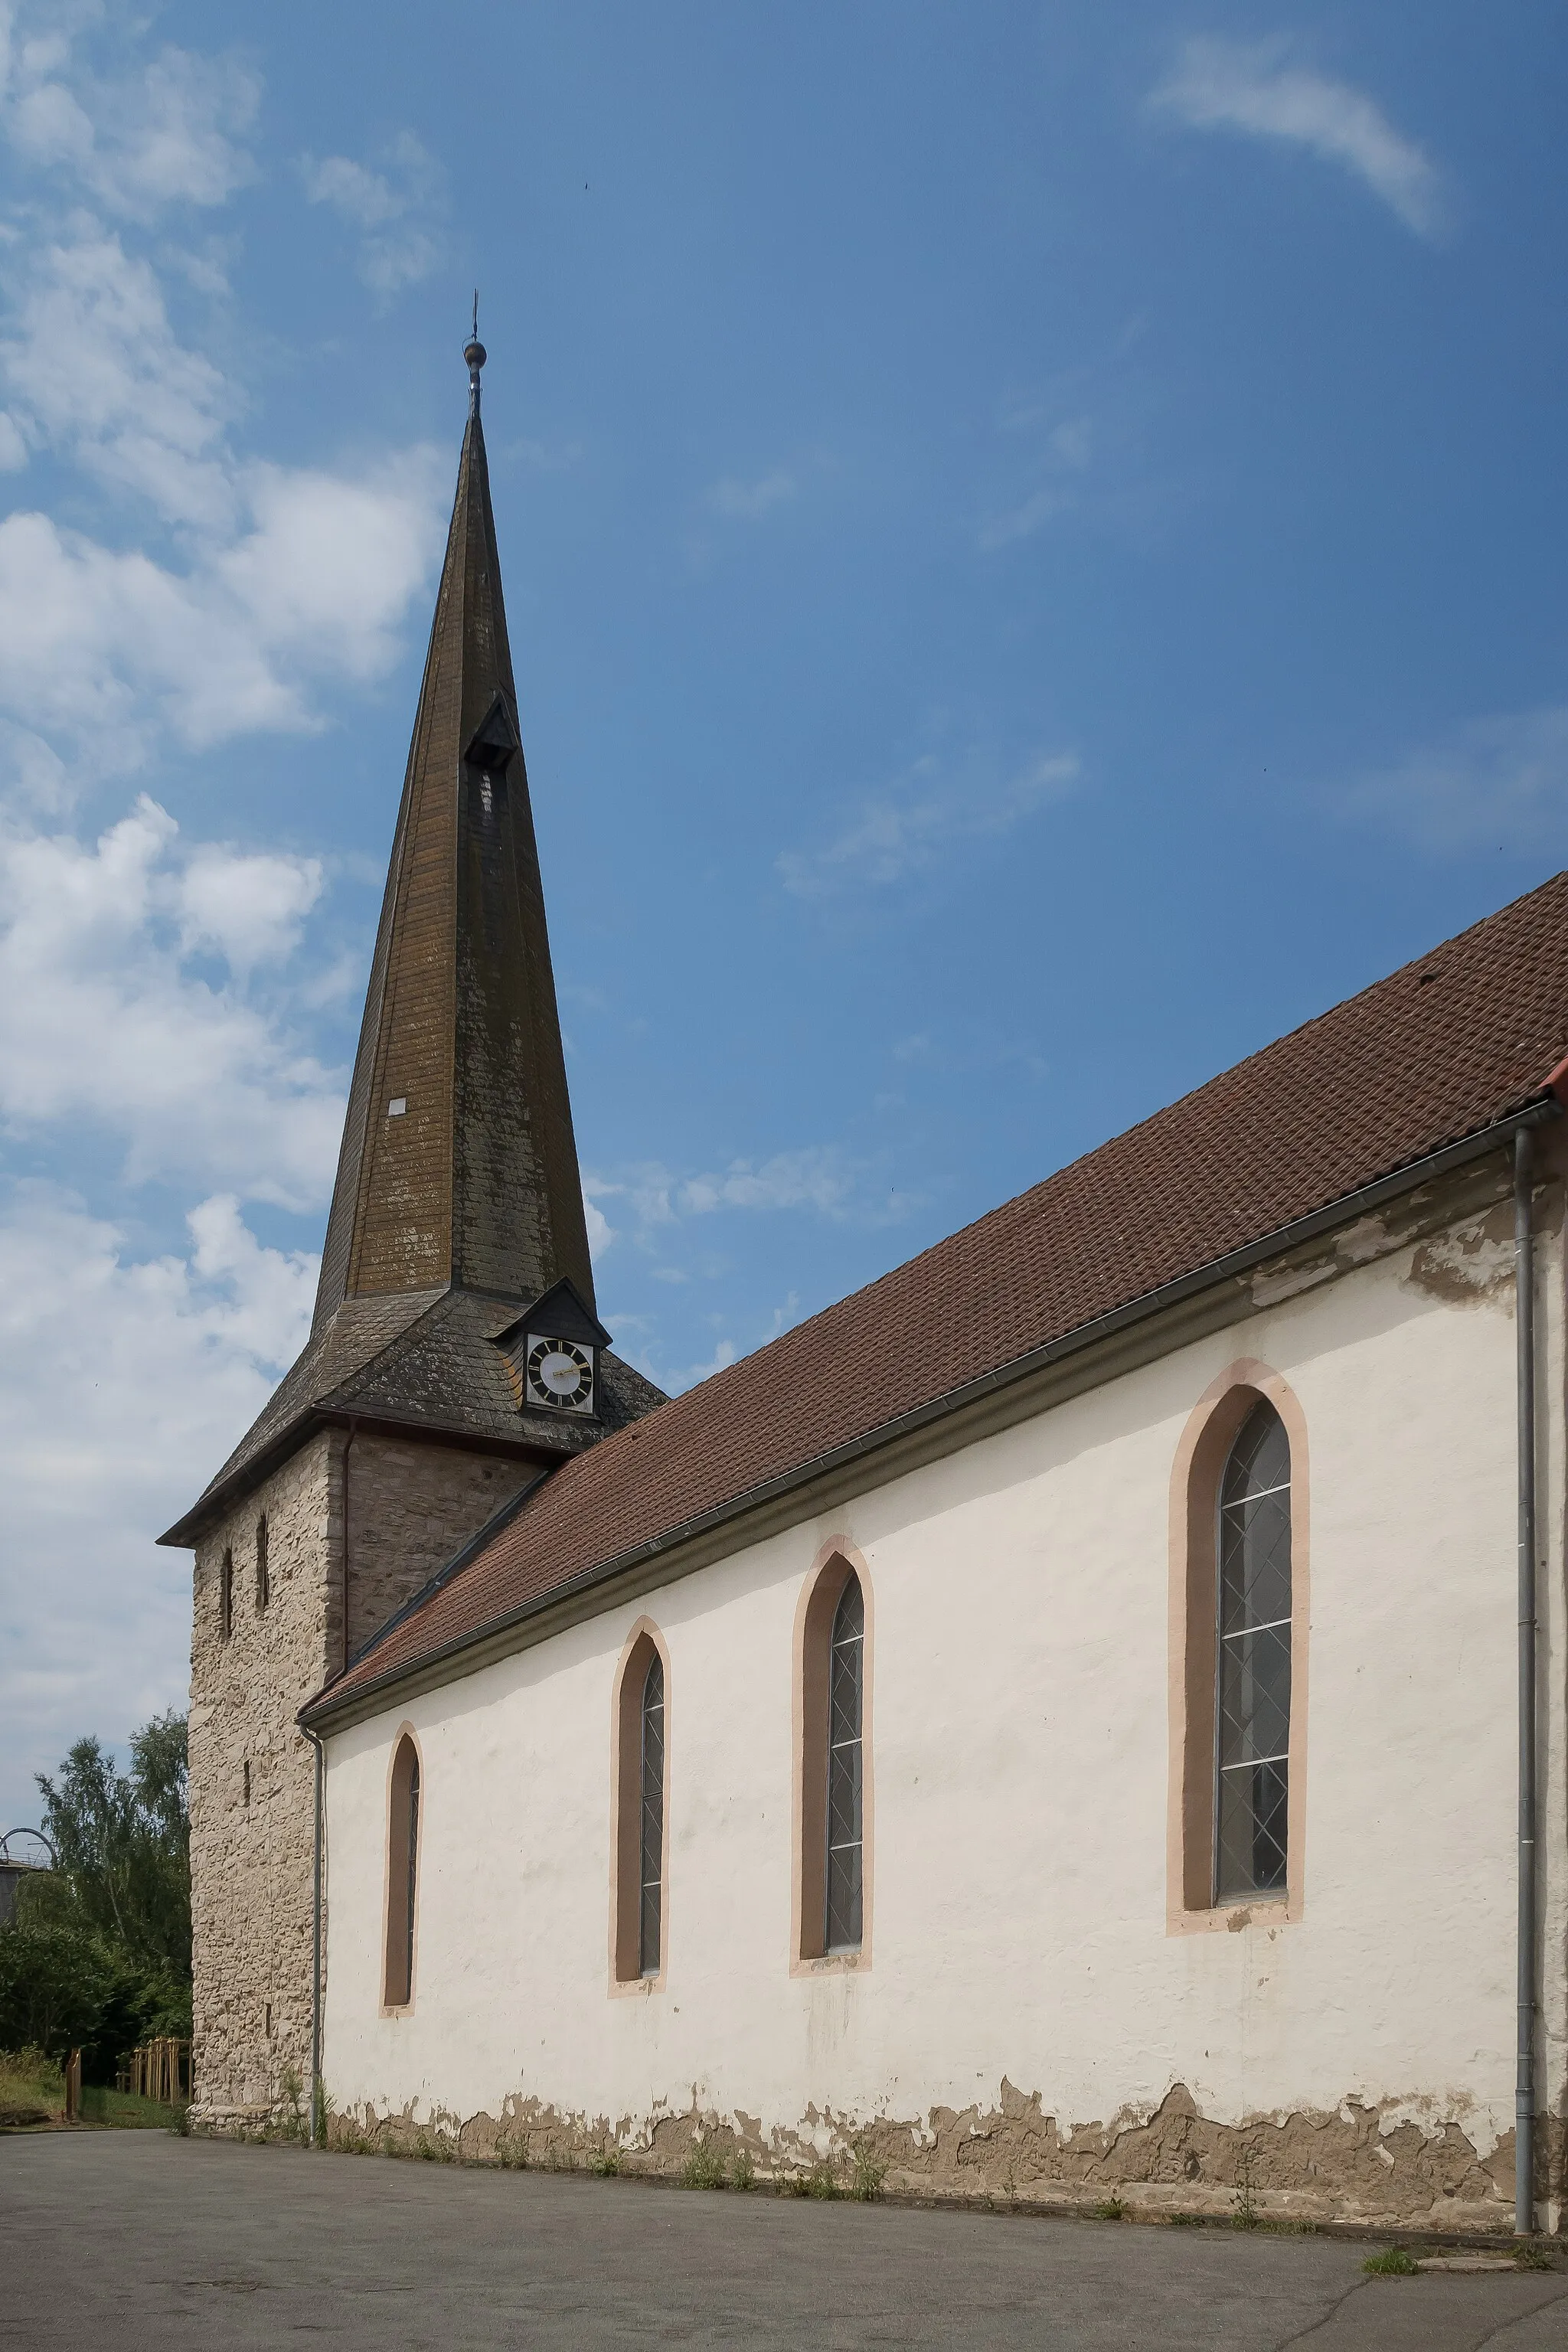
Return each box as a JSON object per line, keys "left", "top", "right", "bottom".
{"left": 630, "top": 867, "right": 1568, "bottom": 1420}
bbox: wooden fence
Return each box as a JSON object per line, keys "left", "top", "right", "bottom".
{"left": 116, "top": 2037, "right": 191, "bottom": 2104}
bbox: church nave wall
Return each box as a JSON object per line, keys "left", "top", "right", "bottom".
{"left": 312, "top": 1198, "right": 1567, "bottom": 2226}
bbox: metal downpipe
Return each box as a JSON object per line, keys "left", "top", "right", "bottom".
{"left": 305, "top": 1723, "right": 325, "bottom": 2148}
{"left": 1514, "top": 1126, "right": 1538, "bottom": 2236}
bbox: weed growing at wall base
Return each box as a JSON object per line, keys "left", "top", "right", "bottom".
{"left": 1363, "top": 2246, "right": 1419, "bottom": 2276}
{"left": 680, "top": 2142, "right": 728, "bottom": 2190}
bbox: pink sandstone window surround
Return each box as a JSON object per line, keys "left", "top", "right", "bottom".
{"left": 1167, "top": 1363, "right": 1310, "bottom": 1933}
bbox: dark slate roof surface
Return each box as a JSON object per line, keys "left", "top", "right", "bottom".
{"left": 311, "top": 871, "right": 1568, "bottom": 1715}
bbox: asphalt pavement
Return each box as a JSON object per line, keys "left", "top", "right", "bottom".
{"left": 2, "top": 2130, "right": 1565, "bottom": 2349}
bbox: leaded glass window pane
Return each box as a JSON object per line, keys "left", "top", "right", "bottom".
{"left": 406, "top": 1753, "right": 420, "bottom": 1974}
{"left": 1215, "top": 1403, "right": 1291, "bottom": 1902}
{"left": 825, "top": 1577, "right": 864, "bottom": 1952}
{"left": 639, "top": 1652, "right": 664, "bottom": 1977}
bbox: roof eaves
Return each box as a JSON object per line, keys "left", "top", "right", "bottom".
{"left": 300, "top": 1089, "right": 1559, "bottom": 1732}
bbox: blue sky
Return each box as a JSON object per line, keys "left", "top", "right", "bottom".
{"left": 1, "top": 1, "right": 1563, "bottom": 1825}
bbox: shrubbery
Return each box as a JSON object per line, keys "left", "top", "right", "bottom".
{"left": 0, "top": 1711, "right": 191, "bottom": 2084}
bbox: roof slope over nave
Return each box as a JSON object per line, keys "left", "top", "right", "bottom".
{"left": 311, "top": 867, "right": 1568, "bottom": 1718}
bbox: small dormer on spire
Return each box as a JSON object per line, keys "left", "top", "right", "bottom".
{"left": 465, "top": 292, "right": 485, "bottom": 419}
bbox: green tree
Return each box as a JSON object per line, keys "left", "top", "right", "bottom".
{"left": 0, "top": 1919, "right": 115, "bottom": 2059}
{"left": 1, "top": 1713, "right": 191, "bottom": 2080}
{"left": 31, "top": 1711, "right": 190, "bottom": 1977}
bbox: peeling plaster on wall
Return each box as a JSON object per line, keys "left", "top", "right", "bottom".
{"left": 1404, "top": 1200, "right": 1519, "bottom": 1308}
{"left": 1244, "top": 1163, "right": 1521, "bottom": 1314}
{"left": 309, "top": 2082, "right": 1559, "bottom": 2230}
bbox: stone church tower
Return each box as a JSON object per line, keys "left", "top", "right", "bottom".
{"left": 162, "top": 337, "right": 661, "bottom": 2129}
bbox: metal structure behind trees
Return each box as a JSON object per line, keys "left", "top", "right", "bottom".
{"left": 0, "top": 1826, "right": 56, "bottom": 1929}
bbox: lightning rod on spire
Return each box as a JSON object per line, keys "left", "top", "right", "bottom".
{"left": 464, "top": 292, "right": 486, "bottom": 419}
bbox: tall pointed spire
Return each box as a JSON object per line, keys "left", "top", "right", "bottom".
{"left": 161, "top": 326, "right": 662, "bottom": 1556}
{"left": 313, "top": 334, "right": 594, "bottom": 1329}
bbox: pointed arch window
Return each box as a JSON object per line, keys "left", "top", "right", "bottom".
{"left": 1214, "top": 1402, "right": 1292, "bottom": 1902}
{"left": 384, "top": 1734, "right": 420, "bottom": 2009}
{"left": 638, "top": 1654, "right": 665, "bottom": 1978}
{"left": 825, "top": 1577, "right": 864, "bottom": 1951}
{"left": 612, "top": 1627, "right": 669, "bottom": 1988}
{"left": 795, "top": 1557, "right": 871, "bottom": 1964}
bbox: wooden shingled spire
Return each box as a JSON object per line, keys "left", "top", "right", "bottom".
{"left": 161, "top": 337, "right": 662, "bottom": 1550}
{"left": 312, "top": 334, "right": 595, "bottom": 1331}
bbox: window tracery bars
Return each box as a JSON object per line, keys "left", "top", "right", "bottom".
{"left": 825, "top": 1576, "right": 864, "bottom": 1952}
{"left": 639, "top": 1653, "right": 665, "bottom": 1978}
{"left": 1214, "top": 1402, "right": 1291, "bottom": 1902}
{"left": 384, "top": 1737, "right": 420, "bottom": 2007}
{"left": 219, "top": 1547, "right": 233, "bottom": 1640}
{"left": 255, "top": 1514, "right": 269, "bottom": 1613}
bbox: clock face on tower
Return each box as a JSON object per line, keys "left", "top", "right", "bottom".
{"left": 524, "top": 1334, "right": 595, "bottom": 1415}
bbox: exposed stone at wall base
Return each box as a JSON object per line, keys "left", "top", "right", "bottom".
{"left": 315, "top": 2082, "right": 1563, "bottom": 2233}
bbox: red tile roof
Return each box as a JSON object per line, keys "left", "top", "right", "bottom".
{"left": 308, "top": 873, "right": 1568, "bottom": 1720}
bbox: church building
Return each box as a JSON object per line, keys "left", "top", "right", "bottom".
{"left": 165, "top": 338, "right": 1566, "bottom": 2236}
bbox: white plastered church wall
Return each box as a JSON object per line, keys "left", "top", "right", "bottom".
{"left": 318, "top": 1204, "right": 1565, "bottom": 2204}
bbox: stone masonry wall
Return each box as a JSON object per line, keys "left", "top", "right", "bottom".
{"left": 343, "top": 1436, "right": 534, "bottom": 1666}
{"left": 188, "top": 1426, "right": 538, "bottom": 2130}
{"left": 188, "top": 1432, "right": 340, "bottom": 2129}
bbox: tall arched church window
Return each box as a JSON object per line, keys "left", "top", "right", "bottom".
{"left": 384, "top": 1734, "right": 420, "bottom": 2008}
{"left": 825, "top": 1576, "right": 865, "bottom": 1951}
{"left": 639, "top": 1653, "right": 665, "bottom": 1978}
{"left": 796, "top": 1557, "right": 871, "bottom": 1964}
{"left": 612, "top": 1626, "right": 669, "bottom": 1987}
{"left": 1214, "top": 1402, "right": 1292, "bottom": 1902}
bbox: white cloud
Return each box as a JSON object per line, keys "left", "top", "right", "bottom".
{"left": 0, "top": 164, "right": 449, "bottom": 769}
{"left": 0, "top": 1180, "right": 315, "bottom": 1828}
{"left": 178, "top": 843, "right": 324, "bottom": 976}
{"left": 705, "top": 468, "right": 799, "bottom": 522}
{"left": 1341, "top": 705, "right": 1568, "bottom": 851}
{"left": 779, "top": 748, "right": 1080, "bottom": 897}
{"left": 2, "top": 24, "right": 258, "bottom": 219}
{"left": 300, "top": 132, "right": 444, "bottom": 297}
{"left": 0, "top": 799, "right": 345, "bottom": 1206}
{"left": 1149, "top": 38, "right": 1442, "bottom": 237}
{"left": 979, "top": 413, "right": 1095, "bottom": 550}
{"left": 586, "top": 1144, "right": 917, "bottom": 1263}
{"left": 679, "top": 1148, "right": 858, "bottom": 1218}
{"left": 665, "top": 1337, "right": 738, "bottom": 1387}
{"left": 0, "top": 446, "right": 447, "bottom": 762}
{"left": 2, "top": 225, "right": 236, "bottom": 525}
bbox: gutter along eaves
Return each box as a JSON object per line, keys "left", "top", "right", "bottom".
{"left": 300, "top": 1095, "right": 1561, "bottom": 1734}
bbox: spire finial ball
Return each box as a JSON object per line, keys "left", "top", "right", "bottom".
{"left": 464, "top": 338, "right": 486, "bottom": 372}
